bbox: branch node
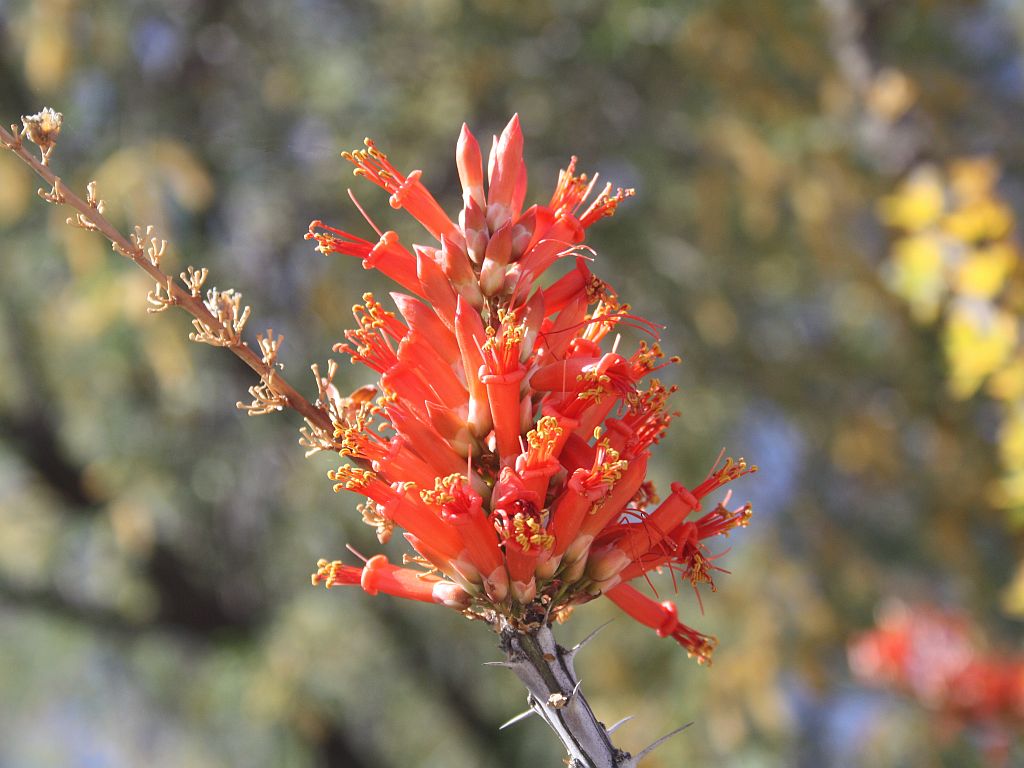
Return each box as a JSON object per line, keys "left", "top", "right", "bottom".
{"left": 146, "top": 277, "right": 177, "bottom": 313}
{"left": 37, "top": 177, "right": 66, "bottom": 205}
{"left": 181, "top": 265, "right": 209, "bottom": 297}
{"left": 85, "top": 180, "right": 105, "bottom": 214}
{"left": 2, "top": 122, "right": 23, "bottom": 150}
{"left": 131, "top": 224, "right": 167, "bottom": 267}
{"left": 21, "top": 107, "right": 62, "bottom": 165}
{"left": 257, "top": 329, "right": 285, "bottom": 368}
{"left": 237, "top": 377, "right": 289, "bottom": 415}
{"left": 189, "top": 287, "right": 250, "bottom": 347}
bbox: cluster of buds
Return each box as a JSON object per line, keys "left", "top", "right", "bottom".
{"left": 308, "top": 116, "right": 755, "bottom": 662}
{"left": 850, "top": 602, "right": 1024, "bottom": 726}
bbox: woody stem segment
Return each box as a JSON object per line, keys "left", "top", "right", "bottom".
{"left": 500, "top": 624, "right": 636, "bottom": 768}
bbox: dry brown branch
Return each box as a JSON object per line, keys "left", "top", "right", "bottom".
{"left": 0, "top": 114, "right": 333, "bottom": 437}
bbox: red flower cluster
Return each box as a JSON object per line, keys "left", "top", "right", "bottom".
{"left": 306, "top": 116, "right": 754, "bottom": 661}
{"left": 849, "top": 603, "right": 1024, "bottom": 725}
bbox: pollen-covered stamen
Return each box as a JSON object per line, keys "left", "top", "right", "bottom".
{"left": 482, "top": 309, "right": 528, "bottom": 374}
{"left": 534, "top": 353, "right": 640, "bottom": 436}
{"left": 328, "top": 467, "right": 463, "bottom": 560}
{"left": 514, "top": 415, "right": 565, "bottom": 501}
{"left": 587, "top": 456, "right": 756, "bottom": 585}
{"left": 358, "top": 501, "right": 395, "bottom": 544}
{"left": 312, "top": 558, "right": 363, "bottom": 588}
{"left": 522, "top": 415, "right": 563, "bottom": 467}
{"left": 335, "top": 294, "right": 408, "bottom": 373}
{"left": 617, "top": 498, "right": 752, "bottom": 589}
{"left": 697, "top": 456, "right": 758, "bottom": 495}
{"left": 605, "top": 583, "right": 716, "bottom": 664}
{"left": 539, "top": 257, "right": 609, "bottom": 318}
{"left": 336, "top": 420, "right": 386, "bottom": 462}
{"left": 494, "top": 482, "right": 553, "bottom": 603}
{"left": 481, "top": 309, "right": 530, "bottom": 460}
{"left": 343, "top": 139, "right": 458, "bottom": 241}
{"left": 629, "top": 341, "right": 678, "bottom": 377}
{"left": 328, "top": 464, "right": 377, "bottom": 493}
{"left": 549, "top": 156, "right": 597, "bottom": 217}
{"left": 578, "top": 183, "right": 635, "bottom": 228}
{"left": 584, "top": 450, "right": 650, "bottom": 532}
{"left": 548, "top": 432, "right": 628, "bottom": 563}
{"left": 695, "top": 498, "right": 754, "bottom": 538}
{"left": 502, "top": 504, "right": 555, "bottom": 553}
{"left": 609, "top": 379, "right": 680, "bottom": 457}
{"left": 548, "top": 156, "right": 635, "bottom": 232}
{"left": 308, "top": 221, "right": 422, "bottom": 297}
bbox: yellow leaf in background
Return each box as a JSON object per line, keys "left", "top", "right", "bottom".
{"left": 866, "top": 67, "right": 917, "bottom": 122}
{"left": 988, "top": 355, "right": 1024, "bottom": 402}
{"left": 92, "top": 140, "right": 215, "bottom": 236}
{"left": 943, "top": 198, "right": 1014, "bottom": 243}
{"left": 944, "top": 303, "right": 1018, "bottom": 398}
{"left": 886, "top": 234, "right": 946, "bottom": 323}
{"left": 1000, "top": 559, "right": 1024, "bottom": 617}
{"left": 949, "top": 156, "right": 1000, "bottom": 205}
{"left": 878, "top": 166, "right": 945, "bottom": 232}
{"left": 953, "top": 242, "right": 1017, "bottom": 299}
{"left": 23, "top": 0, "right": 72, "bottom": 93}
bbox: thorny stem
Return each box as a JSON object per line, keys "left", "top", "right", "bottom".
{"left": 500, "top": 624, "right": 637, "bottom": 768}
{"left": 0, "top": 119, "right": 332, "bottom": 436}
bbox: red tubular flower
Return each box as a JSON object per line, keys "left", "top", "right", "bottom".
{"left": 849, "top": 602, "right": 1024, "bottom": 734}
{"left": 513, "top": 415, "right": 564, "bottom": 500}
{"left": 310, "top": 117, "right": 754, "bottom": 662}
{"left": 605, "top": 583, "right": 716, "bottom": 663}
{"left": 314, "top": 556, "right": 471, "bottom": 609}
{"left": 307, "top": 223, "right": 421, "bottom": 297}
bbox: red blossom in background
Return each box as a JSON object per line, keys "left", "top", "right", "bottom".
{"left": 849, "top": 602, "right": 1024, "bottom": 756}
{"left": 307, "top": 115, "right": 755, "bottom": 662}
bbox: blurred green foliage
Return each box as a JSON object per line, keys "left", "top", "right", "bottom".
{"left": 2, "top": 0, "right": 1024, "bottom": 765}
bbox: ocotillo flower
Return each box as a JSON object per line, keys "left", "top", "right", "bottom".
{"left": 308, "top": 115, "right": 755, "bottom": 662}
{"left": 850, "top": 603, "right": 1024, "bottom": 725}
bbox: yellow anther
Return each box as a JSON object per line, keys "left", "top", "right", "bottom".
{"left": 420, "top": 473, "right": 465, "bottom": 505}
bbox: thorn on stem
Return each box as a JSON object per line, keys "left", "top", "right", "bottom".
{"left": 606, "top": 716, "right": 633, "bottom": 735}
{"left": 498, "top": 708, "right": 536, "bottom": 730}
{"left": 633, "top": 721, "right": 693, "bottom": 762}
{"left": 568, "top": 619, "right": 615, "bottom": 657}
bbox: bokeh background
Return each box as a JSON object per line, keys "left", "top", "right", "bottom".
{"left": 2, "top": 0, "right": 1024, "bottom": 765}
